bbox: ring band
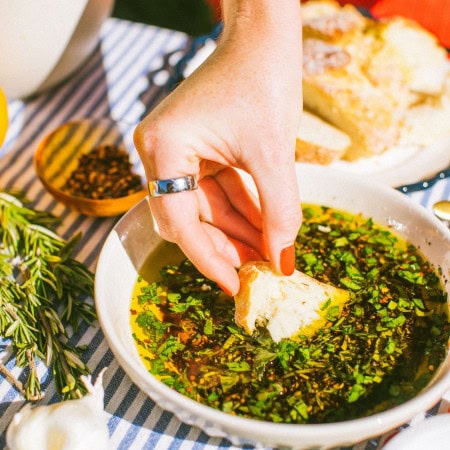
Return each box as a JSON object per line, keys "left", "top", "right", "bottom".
{"left": 148, "top": 175, "right": 198, "bottom": 197}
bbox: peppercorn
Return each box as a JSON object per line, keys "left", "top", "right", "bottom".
{"left": 64, "top": 145, "right": 143, "bottom": 199}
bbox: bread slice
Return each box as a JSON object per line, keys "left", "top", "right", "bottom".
{"left": 295, "top": 110, "right": 351, "bottom": 165}
{"left": 301, "top": 0, "right": 366, "bottom": 43}
{"left": 234, "top": 261, "right": 349, "bottom": 342}
{"left": 382, "top": 17, "right": 448, "bottom": 97}
{"left": 302, "top": 38, "right": 407, "bottom": 160}
{"left": 300, "top": 0, "right": 450, "bottom": 161}
{"left": 399, "top": 74, "right": 450, "bottom": 146}
{"left": 301, "top": 0, "right": 342, "bottom": 21}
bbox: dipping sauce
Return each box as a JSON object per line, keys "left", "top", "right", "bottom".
{"left": 130, "top": 205, "right": 449, "bottom": 424}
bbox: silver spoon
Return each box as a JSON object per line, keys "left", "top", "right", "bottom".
{"left": 433, "top": 200, "right": 450, "bottom": 222}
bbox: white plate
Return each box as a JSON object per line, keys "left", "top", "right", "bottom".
{"left": 331, "top": 135, "right": 450, "bottom": 188}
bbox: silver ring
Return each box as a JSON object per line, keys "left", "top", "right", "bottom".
{"left": 148, "top": 175, "right": 198, "bottom": 197}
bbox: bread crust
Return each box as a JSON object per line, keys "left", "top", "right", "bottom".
{"left": 234, "top": 262, "right": 260, "bottom": 335}
{"left": 302, "top": 0, "right": 366, "bottom": 42}
{"left": 295, "top": 110, "right": 351, "bottom": 164}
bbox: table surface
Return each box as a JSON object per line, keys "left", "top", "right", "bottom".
{"left": 1, "top": 17, "right": 449, "bottom": 450}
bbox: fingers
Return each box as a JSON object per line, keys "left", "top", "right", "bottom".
{"left": 135, "top": 116, "right": 264, "bottom": 295}
{"left": 148, "top": 191, "right": 261, "bottom": 296}
{"left": 250, "top": 156, "right": 302, "bottom": 276}
{"left": 214, "top": 168, "right": 262, "bottom": 231}
{"left": 197, "top": 170, "right": 266, "bottom": 258}
{"left": 196, "top": 223, "right": 263, "bottom": 293}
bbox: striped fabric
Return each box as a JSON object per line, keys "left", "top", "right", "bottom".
{"left": 0, "top": 17, "right": 449, "bottom": 450}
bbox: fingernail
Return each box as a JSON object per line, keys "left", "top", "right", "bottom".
{"left": 217, "top": 283, "right": 233, "bottom": 297}
{"left": 280, "top": 245, "right": 295, "bottom": 276}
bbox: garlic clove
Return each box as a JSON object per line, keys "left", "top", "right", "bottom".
{"left": 6, "top": 368, "right": 109, "bottom": 450}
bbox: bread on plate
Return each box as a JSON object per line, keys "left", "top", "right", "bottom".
{"left": 295, "top": 109, "right": 351, "bottom": 165}
{"left": 297, "top": 0, "right": 450, "bottom": 162}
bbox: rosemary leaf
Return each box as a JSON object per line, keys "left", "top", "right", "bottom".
{"left": 0, "top": 191, "right": 96, "bottom": 401}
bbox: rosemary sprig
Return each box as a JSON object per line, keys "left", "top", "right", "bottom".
{"left": 0, "top": 192, "right": 96, "bottom": 401}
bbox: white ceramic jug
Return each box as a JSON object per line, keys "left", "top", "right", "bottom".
{"left": 0, "top": 0, "right": 114, "bottom": 99}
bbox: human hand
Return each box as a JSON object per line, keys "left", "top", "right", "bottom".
{"left": 134, "top": 0, "right": 303, "bottom": 295}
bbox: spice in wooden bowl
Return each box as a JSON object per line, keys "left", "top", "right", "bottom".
{"left": 34, "top": 118, "right": 147, "bottom": 217}
{"left": 64, "top": 144, "right": 143, "bottom": 200}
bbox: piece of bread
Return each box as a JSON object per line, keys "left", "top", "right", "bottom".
{"left": 301, "top": 0, "right": 366, "bottom": 43}
{"left": 301, "top": 0, "right": 342, "bottom": 21}
{"left": 300, "top": 1, "right": 450, "bottom": 161}
{"left": 381, "top": 17, "right": 449, "bottom": 97}
{"left": 302, "top": 37, "right": 407, "bottom": 160}
{"left": 234, "top": 261, "right": 349, "bottom": 342}
{"left": 296, "top": 110, "right": 351, "bottom": 164}
{"left": 399, "top": 74, "right": 450, "bottom": 146}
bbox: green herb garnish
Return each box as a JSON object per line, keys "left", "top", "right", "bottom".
{"left": 0, "top": 192, "right": 96, "bottom": 401}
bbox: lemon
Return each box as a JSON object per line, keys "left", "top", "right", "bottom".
{"left": 0, "top": 87, "right": 8, "bottom": 148}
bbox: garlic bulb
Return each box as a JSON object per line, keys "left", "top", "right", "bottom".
{"left": 6, "top": 368, "right": 109, "bottom": 450}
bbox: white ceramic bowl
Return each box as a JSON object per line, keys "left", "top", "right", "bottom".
{"left": 95, "top": 164, "right": 450, "bottom": 450}
{"left": 0, "top": 0, "right": 114, "bottom": 99}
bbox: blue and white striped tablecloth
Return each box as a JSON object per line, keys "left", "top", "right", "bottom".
{"left": 0, "top": 16, "right": 449, "bottom": 450}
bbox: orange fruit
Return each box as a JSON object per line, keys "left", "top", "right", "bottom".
{"left": 0, "top": 87, "right": 8, "bottom": 148}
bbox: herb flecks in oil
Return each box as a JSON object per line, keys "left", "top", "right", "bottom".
{"left": 131, "top": 205, "right": 449, "bottom": 423}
